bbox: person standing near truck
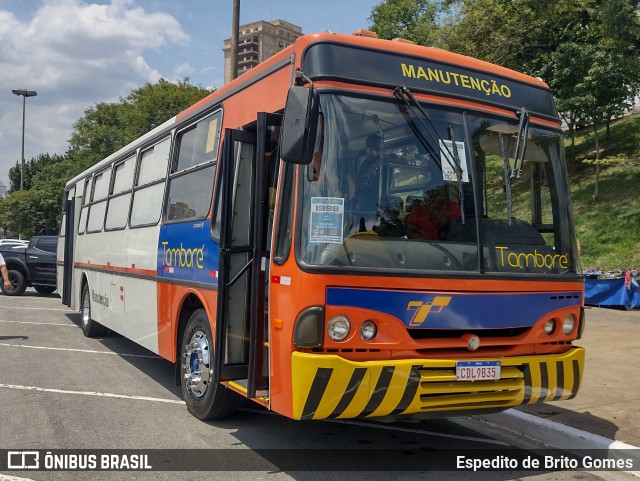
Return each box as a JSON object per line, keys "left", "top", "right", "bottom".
{"left": 0, "top": 253, "right": 12, "bottom": 292}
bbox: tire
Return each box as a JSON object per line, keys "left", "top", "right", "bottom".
{"left": 80, "top": 283, "right": 107, "bottom": 337}
{"left": 181, "top": 309, "right": 237, "bottom": 420}
{"left": 1, "top": 270, "right": 27, "bottom": 296}
{"left": 34, "top": 285, "right": 56, "bottom": 295}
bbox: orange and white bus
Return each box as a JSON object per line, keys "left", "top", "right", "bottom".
{"left": 58, "top": 30, "right": 585, "bottom": 421}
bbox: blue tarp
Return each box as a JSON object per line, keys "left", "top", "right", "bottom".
{"left": 584, "top": 276, "right": 640, "bottom": 309}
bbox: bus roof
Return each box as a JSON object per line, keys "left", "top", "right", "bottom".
{"left": 66, "top": 31, "right": 556, "bottom": 189}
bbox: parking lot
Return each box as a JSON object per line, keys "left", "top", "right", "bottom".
{"left": 1, "top": 289, "right": 636, "bottom": 481}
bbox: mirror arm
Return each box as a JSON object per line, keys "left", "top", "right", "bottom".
{"left": 295, "top": 70, "right": 314, "bottom": 87}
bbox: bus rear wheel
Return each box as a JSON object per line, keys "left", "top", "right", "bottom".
{"left": 181, "top": 309, "right": 236, "bottom": 420}
{"left": 80, "top": 283, "right": 107, "bottom": 337}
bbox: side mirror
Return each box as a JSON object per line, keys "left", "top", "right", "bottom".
{"left": 280, "top": 85, "right": 319, "bottom": 164}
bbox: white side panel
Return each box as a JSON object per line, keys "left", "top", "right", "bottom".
{"left": 123, "top": 277, "right": 158, "bottom": 353}
{"left": 122, "top": 225, "right": 161, "bottom": 354}
{"left": 74, "top": 222, "right": 161, "bottom": 354}
{"left": 123, "top": 225, "right": 162, "bottom": 271}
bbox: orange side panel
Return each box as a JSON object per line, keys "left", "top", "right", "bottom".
{"left": 156, "top": 282, "right": 218, "bottom": 363}
{"left": 157, "top": 282, "right": 174, "bottom": 361}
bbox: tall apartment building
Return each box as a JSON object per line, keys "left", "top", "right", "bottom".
{"left": 223, "top": 19, "right": 303, "bottom": 85}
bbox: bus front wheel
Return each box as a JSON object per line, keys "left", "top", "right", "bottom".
{"left": 180, "top": 309, "right": 236, "bottom": 420}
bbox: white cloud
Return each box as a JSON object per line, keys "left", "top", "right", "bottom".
{"left": 0, "top": 0, "right": 189, "bottom": 187}
{"left": 173, "top": 62, "right": 194, "bottom": 78}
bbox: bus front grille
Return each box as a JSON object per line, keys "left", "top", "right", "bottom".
{"left": 415, "top": 365, "right": 524, "bottom": 410}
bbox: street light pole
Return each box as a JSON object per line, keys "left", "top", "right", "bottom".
{"left": 230, "top": 0, "right": 239, "bottom": 81}
{"left": 11, "top": 88, "right": 37, "bottom": 190}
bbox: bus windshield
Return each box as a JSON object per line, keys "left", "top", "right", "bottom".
{"left": 298, "top": 93, "right": 579, "bottom": 275}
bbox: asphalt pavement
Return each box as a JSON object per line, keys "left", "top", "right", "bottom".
{"left": 2, "top": 290, "right": 638, "bottom": 458}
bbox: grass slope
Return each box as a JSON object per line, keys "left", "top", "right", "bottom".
{"left": 565, "top": 113, "right": 640, "bottom": 271}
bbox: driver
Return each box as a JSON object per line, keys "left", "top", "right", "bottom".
{"left": 407, "top": 184, "right": 461, "bottom": 240}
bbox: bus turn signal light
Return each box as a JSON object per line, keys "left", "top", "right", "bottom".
{"left": 293, "top": 307, "right": 324, "bottom": 348}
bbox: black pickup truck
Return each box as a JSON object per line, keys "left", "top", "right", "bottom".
{"left": 0, "top": 236, "right": 58, "bottom": 296}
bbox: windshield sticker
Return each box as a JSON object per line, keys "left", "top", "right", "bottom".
{"left": 310, "top": 197, "right": 344, "bottom": 244}
{"left": 439, "top": 140, "right": 469, "bottom": 182}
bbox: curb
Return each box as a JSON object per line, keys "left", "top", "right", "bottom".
{"left": 479, "top": 409, "right": 640, "bottom": 477}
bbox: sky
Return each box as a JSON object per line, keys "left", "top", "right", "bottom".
{"left": 0, "top": 0, "right": 380, "bottom": 188}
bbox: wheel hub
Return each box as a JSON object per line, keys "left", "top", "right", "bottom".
{"left": 81, "top": 289, "right": 90, "bottom": 327}
{"left": 183, "top": 330, "right": 211, "bottom": 398}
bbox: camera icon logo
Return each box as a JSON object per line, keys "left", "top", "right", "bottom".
{"left": 7, "top": 451, "right": 40, "bottom": 469}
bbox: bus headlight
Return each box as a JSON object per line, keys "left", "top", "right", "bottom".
{"left": 327, "top": 315, "right": 350, "bottom": 341}
{"left": 360, "top": 320, "right": 377, "bottom": 341}
{"left": 563, "top": 314, "right": 576, "bottom": 335}
{"left": 544, "top": 319, "right": 556, "bottom": 335}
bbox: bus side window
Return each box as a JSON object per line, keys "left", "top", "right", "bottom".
{"left": 131, "top": 137, "right": 171, "bottom": 227}
{"left": 78, "top": 177, "right": 91, "bottom": 235}
{"left": 86, "top": 168, "right": 111, "bottom": 233}
{"left": 273, "top": 162, "right": 294, "bottom": 264}
{"left": 165, "top": 110, "right": 221, "bottom": 222}
{"left": 105, "top": 154, "right": 135, "bottom": 230}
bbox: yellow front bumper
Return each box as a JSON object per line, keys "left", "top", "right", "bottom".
{"left": 291, "top": 348, "right": 584, "bottom": 420}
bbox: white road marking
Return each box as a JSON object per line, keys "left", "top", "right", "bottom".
{"left": 0, "top": 319, "right": 75, "bottom": 327}
{"left": 0, "top": 475, "right": 37, "bottom": 481}
{"left": 0, "top": 299, "right": 68, "bottom": 313}
{"left": 0, "top": 383, "right": 184, "bottom": 404}
{"left": 0, "top": 305, "right": 69, "bottom": 311}
{"left": 0, "top": 343, "right": 159, "bottom": 359}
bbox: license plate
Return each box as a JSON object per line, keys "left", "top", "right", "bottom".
{"left": 456, "top": 361, "right": 500, "bottom": 381}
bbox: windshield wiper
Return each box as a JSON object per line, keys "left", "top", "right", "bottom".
{"left": 511, "top": 107, "right": 530, "bottom": 179}
{"left": 393, "top": 86, "right": 465, "bottom": 224}
{"left": 498, "top": 134, "right": 514, "bottom": 225}
{"left": 498, "top": 108, "right": 530, "bottom": 225}
{"left": 393, "top": 86, "right": 462, "bottom": 178}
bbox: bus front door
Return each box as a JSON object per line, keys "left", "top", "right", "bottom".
{"left": 62, "top": 189, "right": 76, "bottom": 307}
{"left": 215, "top": 113, "right": 279, "bottom": 399}
{"left": 215, "top": 128, "right": 256, "bottom": 387}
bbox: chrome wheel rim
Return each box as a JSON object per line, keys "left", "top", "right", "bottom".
{"left": 183, "top": 330, "right": 211, "bottom": 398}
{"left": 81, "top": 288, "right": 90, "bottom": 328}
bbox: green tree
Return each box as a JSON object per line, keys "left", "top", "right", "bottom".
{"left": 123, "top": 78, "right": 212, "bottom": 140}
{"left": 67, "top": 102, "right": 129, "bottom": 167}
{"left": 368, "top": 0, "right": 442, "bottom": 45}
{"left": 1, "top": 78, "right": 212, "bottom": 237}
{"left": 0, "top": 190, "right": 35, "bottom": 238}
{"left": 8, "top": 153, "right": 66, "bottom": 192}
{"left": 68, "top": 78, "right": 211, "bottom": 167}
{"left": 547, "top": 1, "right": 640, "bottom": 197}
{"left": 371, "top": 0, "right": 640, "bottom": 196}
{"left": 555, "top": 44, "right": 636, "bottom": 198}
{"left": 439, "top": 0, "right": 592, "bottom": 78}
